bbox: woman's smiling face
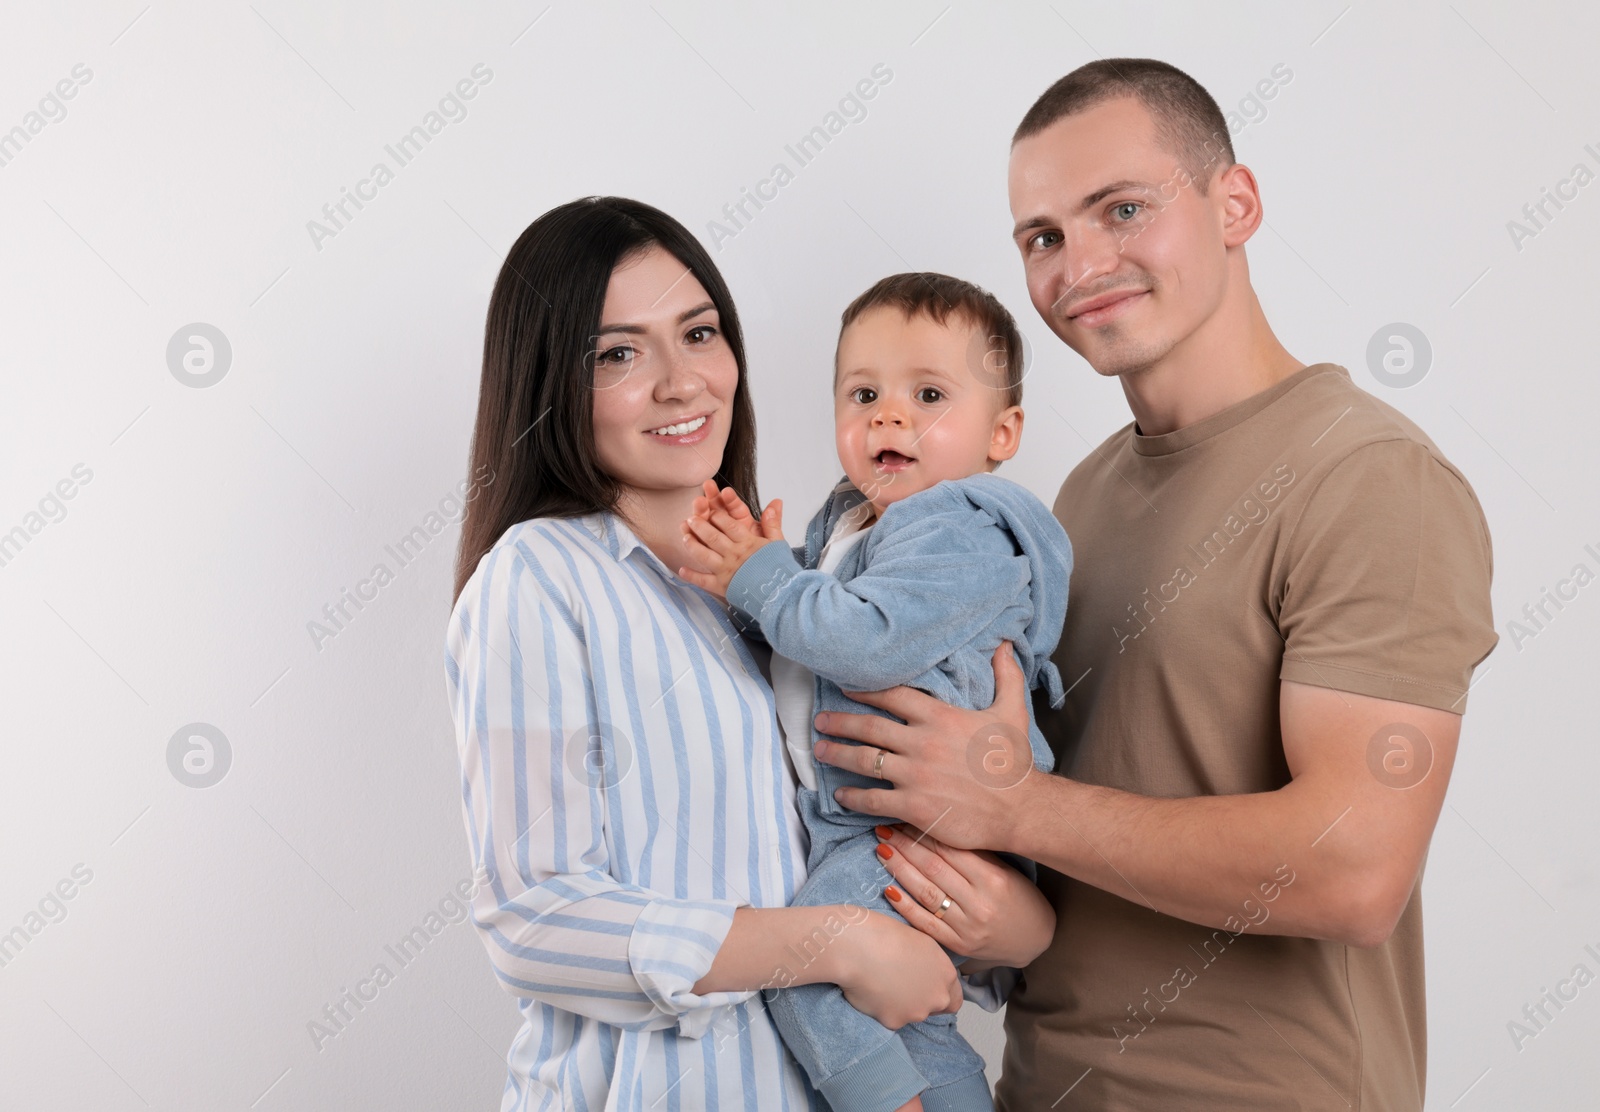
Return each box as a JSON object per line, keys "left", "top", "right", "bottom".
{"left": 590, "top": 244, "right": 738, "bottom": 500}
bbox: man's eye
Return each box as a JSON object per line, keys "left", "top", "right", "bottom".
{"left": 917, "top": 387, "right": 944, "bottom": 404}
{"left": 1029, "top": 231, "right": 1061, "bottom": 251}
{"left": 851, "top": 387, "right": 877, "bottom": 404}
{"left": 1112, "top": 202, "right": 1141, "bottom": 221}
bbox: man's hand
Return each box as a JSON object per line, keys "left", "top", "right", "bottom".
{"left": 678, "top": 479, "right": 784, "bottom": 601}
{"left": 812, "top": 642, "right": 1037, "bottom": 851}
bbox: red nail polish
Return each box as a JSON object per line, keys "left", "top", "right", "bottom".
{"left": 875, "top": 843, "right": 893, "bottom": 860}
{"left": 885, "top": 886, "right": 902, "bottom": 902}
{"left": 874, "top": 825, "right": 893, "bottom": 840}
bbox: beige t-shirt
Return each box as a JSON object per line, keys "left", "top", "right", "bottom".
{"left": 996, "top": 363, "right": 1497, "bottom": 1112}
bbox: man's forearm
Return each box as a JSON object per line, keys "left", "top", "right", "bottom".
{"left": 1006, "top": 772, "right": 1404, "bottom": 947}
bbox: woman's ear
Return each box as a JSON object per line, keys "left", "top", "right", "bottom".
{"left": 988, "top": 405, "right": 1024, "bottom": 464}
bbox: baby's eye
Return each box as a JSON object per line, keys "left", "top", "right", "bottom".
{"left": 850, "top": 386, "right": 877, "bottom": 405}
{"left": 916, "top": 387, "right": 944, "bottom": 404}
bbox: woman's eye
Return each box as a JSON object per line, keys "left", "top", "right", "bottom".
{"left": 595, "top": 345, "right": 633, "bottom": 368}
{"left": 850, "top": 387, "right": 876, "bottom": 404}
{"left": 686, "top": 325, "right": 718, "bottom": 344}
{"left": 917, "top": 387, "right": 944, "bottom": 404}
{"left": 1112, "top": 202, "right": 1141, "bottom": 222}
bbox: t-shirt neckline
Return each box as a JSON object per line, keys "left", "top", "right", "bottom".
{"left": 1129, "top": 363, "right": 1347, "bottom": 457}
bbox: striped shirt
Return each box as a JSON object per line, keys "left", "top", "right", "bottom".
{"left": 444, "top": 511, "right": 818, "bottom": 1111}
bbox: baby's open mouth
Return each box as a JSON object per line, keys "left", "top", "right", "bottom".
{"left": 874, "top": 449, "right": 916, "bottom": 467}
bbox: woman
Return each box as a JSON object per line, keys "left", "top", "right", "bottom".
{"left": 445, "top": 196, "right": 1053, "bottom": 1110}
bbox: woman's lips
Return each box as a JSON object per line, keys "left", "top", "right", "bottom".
{"left": 645, "top": 413, "right": 712, "bottom": 445}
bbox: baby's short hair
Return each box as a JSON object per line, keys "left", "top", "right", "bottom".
{"left": 835, "top": 272, "right": 1025, "bottom": 409}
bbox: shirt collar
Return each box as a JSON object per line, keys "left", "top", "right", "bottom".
{"left": 579, "top": 510, "right": 664, "bottom": 571}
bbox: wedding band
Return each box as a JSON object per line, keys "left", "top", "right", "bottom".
{"left": 934, "top": 897, "right": 952, "bottom": 920}
{"left": 872, "top": 748, "right": 886, "bottom": 778}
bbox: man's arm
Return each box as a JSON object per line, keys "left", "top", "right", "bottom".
{"left": 815, "top": 646, "right": 1460, "bottom": 948}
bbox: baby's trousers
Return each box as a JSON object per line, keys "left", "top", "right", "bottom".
{"left": 765, "top": 788, "right": 992, "bottom": 1112}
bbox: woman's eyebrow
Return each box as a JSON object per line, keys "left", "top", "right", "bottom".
{"left": 597, "top": 301, "right": 716, "bottom": 335}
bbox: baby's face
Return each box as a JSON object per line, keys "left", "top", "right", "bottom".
{"left": 834, "top": 306, "right": 1021, "bottom": 515}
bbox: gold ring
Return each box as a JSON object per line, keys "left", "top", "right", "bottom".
{"left": 934, "top": 896, "right": 952, "bottom": 920}
{"left": 873, "top": 748, "right": 886, "bottom": 778}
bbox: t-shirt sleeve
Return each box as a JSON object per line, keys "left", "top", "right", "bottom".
{"left": 1276, "top": 438, "right": 1498, "bottom": 713}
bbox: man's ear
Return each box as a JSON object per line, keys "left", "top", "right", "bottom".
{"left": 1218, "top": 162, "right": 1264, "bottom": 248}
{"left": 989, "top": 405, "right": 1024, "bottom": 464}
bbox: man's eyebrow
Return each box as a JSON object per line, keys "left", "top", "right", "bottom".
{"left": 1012, "top": 179, "right": 1156, "bottom": 237}
{"left": 597, "top": 301, "right": 716, "bottom": 335}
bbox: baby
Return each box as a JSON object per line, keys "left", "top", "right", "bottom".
{"left": 680, "top": 272, "right": 1072, "bottom": 1112}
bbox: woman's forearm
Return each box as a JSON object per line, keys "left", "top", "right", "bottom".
{"left": 693, "top": 904, "right": 871, "bottom": 995}
{"left": 699, "top": 902, "right": 967, "bottom": 1030}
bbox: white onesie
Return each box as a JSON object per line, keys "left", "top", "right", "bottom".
{"left": 768, "top": 499, "right": 876, "bottom": 790}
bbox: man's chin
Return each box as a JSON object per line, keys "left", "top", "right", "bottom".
{"left": 1065, "top": 332, "right": 1167, "bottom": 379}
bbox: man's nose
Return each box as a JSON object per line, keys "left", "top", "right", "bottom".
{"left": 1052, "top": 225, "right": 1122, "bottom": 312}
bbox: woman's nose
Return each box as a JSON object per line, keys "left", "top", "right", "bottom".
{"left": 658, "top": 351, "right": 705, "bottom": 400}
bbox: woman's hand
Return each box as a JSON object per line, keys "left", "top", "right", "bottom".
{"left": 872, "top": 824, "right": 1056, "bottom": 968}
{"left": 828, "top": 906, "right": 962, "bottom": 1030}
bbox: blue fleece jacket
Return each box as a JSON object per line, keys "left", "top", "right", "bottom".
{"left": 725, "top": 472, "right": 1073, "bottom": 819}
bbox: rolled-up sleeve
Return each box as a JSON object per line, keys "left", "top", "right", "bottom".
{"left": 446, "top": 535, "right": 746, "bottom": 1037}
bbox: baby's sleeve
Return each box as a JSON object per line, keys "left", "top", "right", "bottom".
{"left": 725, "top": 495, "right": 1030, "bottom": 692}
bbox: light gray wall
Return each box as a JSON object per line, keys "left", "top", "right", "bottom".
{"left": 2, "top": 2, "right": 1594, "bottom": 1109}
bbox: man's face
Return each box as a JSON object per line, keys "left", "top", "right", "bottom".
{"left": 1008, "top": 95, "right": 1230, "bottom": 378}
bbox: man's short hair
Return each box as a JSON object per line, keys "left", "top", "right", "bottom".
{"left": 836, "top": 272, "right": 1025, "bottom": 409}
{"left": 1014, "top": 58, "right": 1234, "bottom": 193}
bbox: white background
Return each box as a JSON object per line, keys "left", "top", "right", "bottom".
{"left": 1, "top": 2, "right": 1596, "bottom": 1109}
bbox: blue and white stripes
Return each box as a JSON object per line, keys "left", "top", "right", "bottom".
{"left": 444, "top": 512, "right": 816, "bottom": 1111}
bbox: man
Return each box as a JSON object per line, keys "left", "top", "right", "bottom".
{"left": 813, "top": 59, "right": 1497, "bottom": 1110}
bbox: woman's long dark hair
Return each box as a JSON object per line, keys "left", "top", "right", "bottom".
{"left": 453, "top": 197, "right": 760, "bottom": 604}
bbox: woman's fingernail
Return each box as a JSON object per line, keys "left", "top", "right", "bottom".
{"left": 885, "top": 886, "right": 902, "bottom": 903}
{"left": 875, "top": 843, "right": 893, "bottom": 860}
{"left": 874, "top": 825, "right": 893, "bottom": 840}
